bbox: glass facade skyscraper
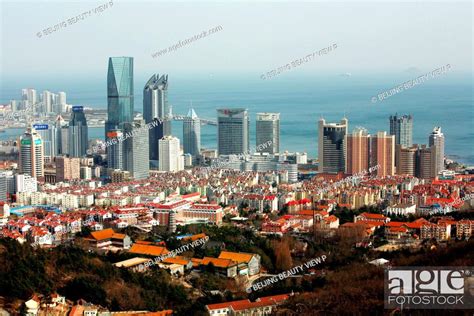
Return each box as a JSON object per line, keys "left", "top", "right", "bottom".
{"left": 217, "top": 108, "right": 249, "bottom": 155}
{"left": 106, "top": 57, "right": 134, "bottom": 135}
{"left": 183, "top": 108, "right": 201, "bottom": 157}
{"left": 256, "top": 112, "right": 280, "bottom": 154}
{"left": 143, "top": 74, "right": 171, "bottom": 165}
{"left": 318, "top": 117, "right": 348, "bottom": 173}
{"left": 68, "top": 106, "right": 88, "bottom": 157}
{"left": 389, "top": 114, "right": 413, "bottom": 148}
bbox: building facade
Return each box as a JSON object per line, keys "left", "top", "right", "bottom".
{"left": 389, "top": 114, "right": 413, "bottom": 148}
{"left": 318, "top": 117, "right": 348, "bottom": 173}
{"left": 217, "top": 108, "right": 249, "bottom": 155}
{"left": 19, "top": 127, "right": 44, "bottom": 178}
{"left": 68, "top": 106, "right": 88, "bottom": 157}
{"left": 256, "top": 113, "right": 280, "bottom": 154}
{"left": 183, "top": 108, "right": 201, "bottom": 157}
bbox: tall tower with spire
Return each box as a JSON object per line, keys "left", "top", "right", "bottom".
{"left": 183, "top": 107, "right": 201, "bottom": 157}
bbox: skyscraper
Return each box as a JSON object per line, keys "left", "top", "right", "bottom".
{"left": 183, "top": 108, "right": 201, "bottom": 157}
{"left": 318, "top": 117, "right": 348, "bottom": 173}
{"left": 57, "top": 92, "right": 67, "bottom": 113}
{"left": 143, "top": 74, "right": 171, "bottom": 164}
{"left": 345, "top": 127, "right": 370, "bottom": 175}
{"left": 217, "top": 108, "right": 249, "bottom": 155}
{"left": 256, "top": 113, "right": 280, "bottom": 154}
{"left": 429, "top": 127, "right": 445, "bottom": 175}
{"left": 106, "top": 57, "right": 134, "bottom": 136}
{"left": 19, "top": 126, "right": 44, "bottom": 178}
{"left": 106, "top": 129, "right": 124, "bottom": 170}
{"left": 370, "top": 131, "right": 395, "bottom": 177}
{"left": 417, "top": 145, "right": 436, "bottom": 179}
{"left": 123, "top": 119, "right": 150, "bottom": 179}
{"left": 396, "top": 145, "right": 417, "bottom": 176}
{"left": 21, "top": 88, "right": 37, "bottom": 108}
{"left": 33, "top": 123, "right": 58, "bottom": 162}
{"left": 389, "top": 114, "right": 413, "bottom": 148}
{"left": 159, "top": 136, "right": 184, "bottom": 172}
{"left": 42, "top": 90, "right": 53, "bottom": 113}
{"left": 55, "top": 115, "right": 66, "bottom": 156}
{"left": 68, "top": 106, "right": 88, "bottom": 157}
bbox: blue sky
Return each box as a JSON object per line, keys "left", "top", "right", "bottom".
{"left": 0, "top": 0, "right": 472, "bottom": 84}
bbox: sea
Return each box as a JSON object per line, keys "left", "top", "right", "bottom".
{"left": 1, "top": 73, "right": 473, "bottom": 165}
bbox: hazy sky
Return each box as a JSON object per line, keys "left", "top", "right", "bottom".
{"left": 0, "top": 0, "right": 472, "bottom": 83}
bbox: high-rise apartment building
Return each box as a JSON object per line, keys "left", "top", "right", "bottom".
{"left": 345, "top": 127, "right": 370, "bottom": 175}
{"left": 429, "top": 127, "right": 445, "bottom": 175}
{"left": 42, "top": 90, "right": 53, "bottom": 113}
{"left": 123, "top": 119, "right": 150, "bottom": 179}
{"left": 143, "top": 74, "right": 171, "bottom": 165}
{"left": 68, "top": 106, "right": 88, "bottom": 157}
{"left": 217, "top": 108, "right": 249, "bottom": 155}
{"left": 417, "top": 145, "right": 436, "bottom": 179}
{"left": 183, "top": 108, "right": 201, "bottom": 157}
{"left": 318, "top": 117, "right": 348, "bottom": 173}
{"left": 58, "top": 92, "right": 67, "bottom": 113}
{"left": 370, "top": 131, "right": 395, "bottom": 177}
{"left": 56, "top": 156, "right": 81, "bottom": 182}
{"left": 15, "top": 174, "right": 38, "bottom": 193}
{"left": 18, "top": 127, "right": 44, "bottom": 178}
{"left": 159, "top": 136, "right": 184, "bottom": 172}
{"left": 256, "top": 113, "right": 280, "bottom": 154}
{"left": 21, "top": 88, "right": 37, "bottom": 108}
{"left": 0, "top": 171, "right": 15, "bottom": 202}
{"left": 389, "top": 114, "right": 413, "bottom": 148}
{"left": 106, "top": 57, "right": 134, "bottom": 136}
{"left": 396, "top": 145, "right": 417, "bottom": 176}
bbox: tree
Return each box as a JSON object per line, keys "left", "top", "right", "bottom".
{"left": 272, "top": 238, "right": 293, "bottom": 271}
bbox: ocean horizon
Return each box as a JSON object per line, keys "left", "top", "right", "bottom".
{"left": 1, "top": 73, "right": 473, "bottom": 165}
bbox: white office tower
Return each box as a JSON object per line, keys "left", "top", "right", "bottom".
{"left": 159, "top": 136, "right": 184, "bottom": 172}
{"left": 42, "top": 90, "right": 53, "bottom": 113}
{"left": 217, "top": 108, "right": 249, "bottom": 155}
{"left": 123, "top": 119, "right": 150, "bottom": 180}
{"left": 429, "top": 127, "right": 445, "bottom": 175}
{"left": 19, "top": 126, "right": 44, "bottom": 178}
{"left": 58, "top": 92, "right": 67, "bottom": 113}
{"left": 21, "top": 88, "right": 37, "bottom": 107}
{"left": 183, "top": 108, "right": 201, "bottom": 157}
{"left": 0, "top": 171, "right": 15, "bottom": 201}
{"left": 33, "top": 124, "right": 58, "bottom": 162}
{"left": 15, "top": 174, "right": 38, "bottom": 193}
{"left": 256, "top": 113, "right": 280, "bottom": 154}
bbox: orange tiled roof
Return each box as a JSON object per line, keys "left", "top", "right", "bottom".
{"left": 182, "top": 233, "right": 207, "bottom": 241}
{"left": 218, "top": 251, "right": 254, "bottom": 264}
{"left": 201, "top": 257, "right": 237, "bottom": 268}
{"left": 162, "top": 257, "right": 190, "bottom": 266}
{"left": 129, "top": 244, "right": 169, "bottom": 257}
{"left": 90, "top": 228, "right": 126, "bottom": 241}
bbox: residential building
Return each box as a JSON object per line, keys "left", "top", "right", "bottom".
{"left": 106, "top": 129, "right": 124, "bottom": 170}
{"left": 159, "top": 136, "right": 184, "bottom": 172}
{"left": 429, "top": 126, "right": 445, "bottom": 175}
{"left": 396, "top": 145, "right": 417, "bottom": 175}
{"left": 318, "top": 117, "right": 348, "bottom": 173}
{"left": 84, "top": 228, "right": 132, "bottom": 250}
{"left": 384, "top": 203, "right": 416, "bottom": 216}
{"left": 218, "top": 251, "right": 261, "bottom": 276}
{"left": 345, "top": 127, "right": 369, "bottom": 175}
{"left": 56, "top": 156, "right": 80, "bottom": 182}
{"left": 370, "top": 131, "right": 395, "bottom": 176}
